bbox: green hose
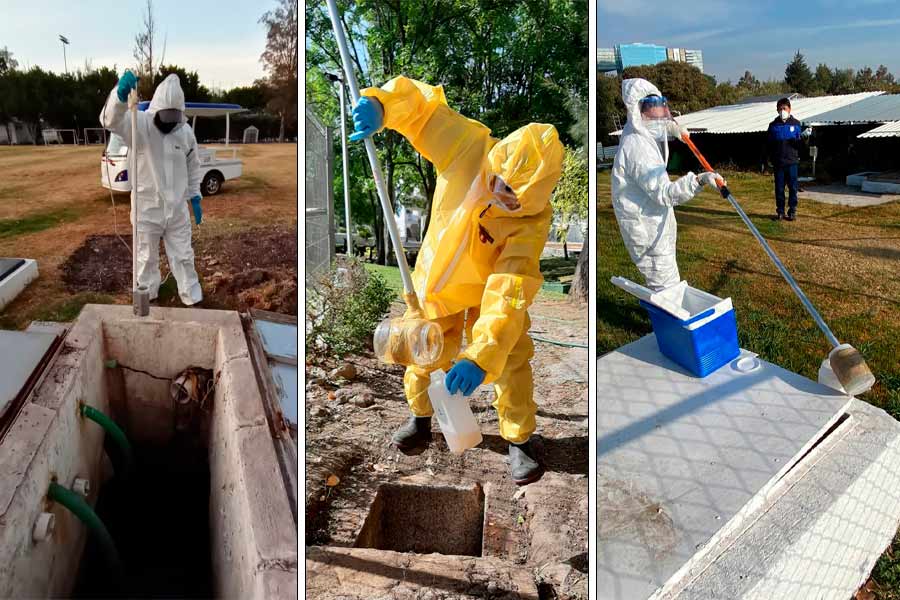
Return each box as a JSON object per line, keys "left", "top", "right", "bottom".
{"left": 80, "top": 405, "right": 134, "bottom": 477}
{"left": 48, "top": 482, "right": 123, "bottom": 575}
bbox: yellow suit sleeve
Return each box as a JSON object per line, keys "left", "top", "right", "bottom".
{"left": 460, "top": 216, "right": 550, "bottom": 383}
{"left": 362, "top": 75, "right": 491, "bottom": 173}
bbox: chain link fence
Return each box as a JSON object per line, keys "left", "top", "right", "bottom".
{"left": 305, "top": 107, "right": 335, "bottom": 286}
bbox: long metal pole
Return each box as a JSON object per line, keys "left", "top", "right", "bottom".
{"left": 324, "top": 0, "right": 415, "bottom": 295}
{"left": 337, "top": 81, "right": 353, "bottom": 255}
{"left": 681, "top": 133, "right": 840, "bottom": 348}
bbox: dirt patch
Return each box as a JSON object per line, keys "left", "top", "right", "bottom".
{"left": 61, "top": 234, "right": 132, "bottom": 293}
{"left": 58, "top": 228, "right": 297, "bottom": 314}
{"left": 305, "top": 297, "right": 589, "bottom": 599}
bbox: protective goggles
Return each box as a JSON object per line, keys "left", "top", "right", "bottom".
{"left": 639, "top": 95, "right": 671, "bottom": 121}
{"left": 155, "top": 108, "right": 184, "bottom": 124}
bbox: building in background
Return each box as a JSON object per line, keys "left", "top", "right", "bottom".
{"left": 598, "top": 43, "right": 704, "bottom": 74}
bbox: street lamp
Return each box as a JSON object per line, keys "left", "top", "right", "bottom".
{"left": 58, "top": 35, "right": 69, "bottom": 75}
{"left": 326, "top": 71, "right": 353, "bottom": 256}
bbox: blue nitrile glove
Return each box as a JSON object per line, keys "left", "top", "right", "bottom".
{"left": 349, "top": 96, "right": 383, "bottom": 142}
{"left": 190, "top": 195, "right": 202, "bottom": 225}
{"left": 117, "top": 71, "right": 139, "bottom": 102}
{"left": 445, "top": 359, "right": 486, "bottom": 397}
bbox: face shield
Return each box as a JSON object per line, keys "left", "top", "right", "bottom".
{"left": 640, "top": 94, "right": 672, "bottom": 142}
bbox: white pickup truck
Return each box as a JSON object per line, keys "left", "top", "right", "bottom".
{"left": 100, "top": 102, "right": 247, "bottom": 196}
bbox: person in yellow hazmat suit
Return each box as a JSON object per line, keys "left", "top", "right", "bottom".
{"left": 350, "top": 76, "right": 564, "bottom": 485}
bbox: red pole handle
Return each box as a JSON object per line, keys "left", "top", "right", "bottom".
{"left": 681, "top": 133, "right": 725, "bottom": 189}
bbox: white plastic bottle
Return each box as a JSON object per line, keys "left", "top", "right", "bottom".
{"left": 428, "top": 369, "right": 483, "bottom": 454}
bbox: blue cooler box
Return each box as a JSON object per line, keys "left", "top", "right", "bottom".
{"left": 639, "top": 285, "right": 740, "bottom": 377}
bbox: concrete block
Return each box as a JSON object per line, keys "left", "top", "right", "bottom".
{"left": 0, "top": 403, "right": 55, "bottom": 518}
{"left": 219, "top": 356, "right": 267, "bottom": 429}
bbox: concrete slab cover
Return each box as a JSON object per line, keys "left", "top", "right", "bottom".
{"left": 597, "top": 335, "right": 851, "bottom": 600}
{"left": 0, "top": 259, "right": 25, "bottom": 282}
{"left": 255, "top": 319, "right": 297, "bottom": 362}
{"left": 799, "top": 185, "right": 900, "bottom": 207}
{"left": 0, "top": 331, "right": 56, "bottom": 421}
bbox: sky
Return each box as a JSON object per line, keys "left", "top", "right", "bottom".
{"left": 598, "top": 0, "right": 900, "bottom": 83}
{"left": 0, "top": 0, "right": 274, "bottom": 89}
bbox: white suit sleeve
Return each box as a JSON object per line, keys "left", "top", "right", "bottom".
{"left": 627, "top": 149, "right": 702, "bottom": 207}
{"left": 99, "top": 88, "right": 132, "bottom": 144}
{"left": 184, "top": 128, "right": 202, "bottom": 200}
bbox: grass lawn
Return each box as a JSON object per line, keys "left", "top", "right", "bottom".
{"left": 598, "top": 167, "right": 900, "bottom": 596}
{"left": 0, "top": 144, "right": 297, "bottom": 329}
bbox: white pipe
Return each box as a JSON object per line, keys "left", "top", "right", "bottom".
{"left": 129, "top": 89, "right": 138, "bottom": 293}
{"left": 325, "top": 0, "right": 414, "bottom": 295}
{"left": 337, "top": 81, "right": 353, "bottom": 255}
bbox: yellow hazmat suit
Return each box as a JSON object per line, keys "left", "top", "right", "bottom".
{"left": 362, "top": 76, "right": 564, "bottom": 443}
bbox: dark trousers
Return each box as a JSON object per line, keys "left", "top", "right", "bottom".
{"left": 774, "top": 164, "right": 798, "bottom": 215}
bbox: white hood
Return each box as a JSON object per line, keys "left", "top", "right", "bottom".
{"left": 622, "top": 77, "right": 662, "bottom": 138}
{"left": 147, "top": 74, "right": 187, "bottom": 122}
{"left": 621, "top": 77, "right": 666, "bottom": 162}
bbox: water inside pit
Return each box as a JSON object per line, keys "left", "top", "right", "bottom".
{"left": 71, "top": 439, "right": 213, "bottom": 599}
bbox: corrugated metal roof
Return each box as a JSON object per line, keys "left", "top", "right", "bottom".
{"left": 804, "top": 94, "right": 900, "bottom": 125}
{"left": 610, "top": 92, "right": 883, "bottom": 136}
{"left": 858, "top": 121, "right": 900, "bottom": 138}
{"left": 736, "top": 92, "right": 802, "bottom": 105}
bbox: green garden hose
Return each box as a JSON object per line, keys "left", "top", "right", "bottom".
{"left": 80, "top": 405, "right": 134, "bottom": 477}
{"left": 48, "top": 482, "right": 123, "bottom": 575}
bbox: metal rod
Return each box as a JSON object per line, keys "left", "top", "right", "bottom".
{"left": 680, "top": 133, "right": 840, "bottom": 348}
{"left": 129, "top": 89, "right": 138, "bottom": 293}
{"left": 325, "top": 0, "right": 415, "bottom": 295}
{"left": 337, "top": 81, "right": 353, "bottom": 255}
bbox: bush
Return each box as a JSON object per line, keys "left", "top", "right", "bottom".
{"left": 306, "top": 257, "right": 395, "bottom": 358}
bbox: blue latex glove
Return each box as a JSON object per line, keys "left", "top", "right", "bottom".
{"left": 190, "top": 195, "right": 202, "bottom": 225}
{"left": 117, "top": 71, "right": 139, "bottom": 102}
{"left": 349, "top": 96, "right": 383, "bottom": 142}
{"left": 445, "top": 359, "right": 485, "bottom": 397}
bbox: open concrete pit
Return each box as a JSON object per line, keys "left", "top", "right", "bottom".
{"left": 0, "top": 305, "right": 297, "bottom": 599}
{"left": 305, "top": 299, "right": 590, "bottom": 600}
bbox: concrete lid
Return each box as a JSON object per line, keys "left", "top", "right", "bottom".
{"left": 598, "top": 334, "right": 851, "bottom": 600}
{"left": 0, "top": 331, "right": 57, "bottom": 421}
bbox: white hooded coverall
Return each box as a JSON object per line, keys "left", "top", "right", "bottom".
{"left": 100, "top": 74, "right": 203, "bottom": 305}
{"left": 611, "top": 78, "right": 703, "bottom": 291}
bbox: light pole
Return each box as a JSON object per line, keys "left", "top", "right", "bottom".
{"left": 58, "top": 35, "right": 69, "bottom": 75}
{"left": 326, "top": 72, "right": 353, "bottom": 256}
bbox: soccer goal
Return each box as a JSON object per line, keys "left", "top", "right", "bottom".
{"left": 42, "top": 128, "right": 80, "bottom": 145}
{"left": 83, "top": 128, "right": 108, "bottom": 145}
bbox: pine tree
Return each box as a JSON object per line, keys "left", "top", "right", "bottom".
{"left": 784, "top": 51, "right": 814, "bottom": 95}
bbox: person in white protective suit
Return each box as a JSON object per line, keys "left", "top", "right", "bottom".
{"left": 100, "top": 71, "right": 203, "bottom": 305}
{"left": 611, "top": 78, "right": 725, "bottom": 290}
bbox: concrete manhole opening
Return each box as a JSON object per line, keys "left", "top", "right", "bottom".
{"left": 72, "top": 440, "right": 213, "bottom": 598}
{"left": 355, "top": 481, "right": 485, "bottom": 556}
{"left": 0, "top": 306, "right": 297, "bottom": 599}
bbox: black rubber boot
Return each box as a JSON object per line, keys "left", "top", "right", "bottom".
{"left": 772, "top": 212, "right": 784, "bottom": 221}
{"left": 785, "top": 211, "right": 796, "bottom": 221}
{"left": 391, "top": 416, "right": 432, "bottom": 454}
{"left": 508, "top": 439, "right": 544, "bottom": 485}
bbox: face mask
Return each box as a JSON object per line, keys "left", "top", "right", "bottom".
{"left": 154, "top": 113, "right": 178, "bottom": 134}
{"left": 779, "top": 110, "right": 790, "bottom": 120}
{"left": 645, "top": 119, "right": 669, "bottom": 142}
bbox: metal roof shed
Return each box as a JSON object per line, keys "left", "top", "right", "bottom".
{"left": 858, "top": 121, "right": 900, "bottom": 138}
{"left": 804, "top": 94, "right": 900, "bottom": 125}
{"left": 610, "top": 92, "right": 884, "bottom": 136}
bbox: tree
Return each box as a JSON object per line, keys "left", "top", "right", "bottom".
{"left": 830, "top": 68, "right": 856, "bottom": 94}
{"left": 784, "top": 51, "right": 814, "bottom": 95}
{"left": 218, "top": 84, "right": 268, "bottom": 112}
{"left": 154, "top": 65, "right": 211, "bottom": 101}
{"left": 133, "top": 0, "right": 165, "bottom": 98}
{"left": 875, "top": 64, "right": 895, "bottom": 86}
{"left": 622, "top": 61, "right": 714, "bottom": 114}
{"left": 0, "top": 47, "right": 17, "bottom": 75}
{"left": 814, "top": 63, "right": 832, "bottom": 95}
{"left": 551, "top": 147, "right": 588, "bottom": 261}
{"left": 597, "top": 72, "right": 623, "bottom": 144}
{"left": 306, "top": 0, "right": 588, "bottom": 264}
{"left": 259, "top": 0, "right": 298, "bottom": 142}
{"left": 855, "top": 66, "right": 877, "bottom": 91}
{"left": 737, "top": 70, "right": 760, "bottom": 93}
